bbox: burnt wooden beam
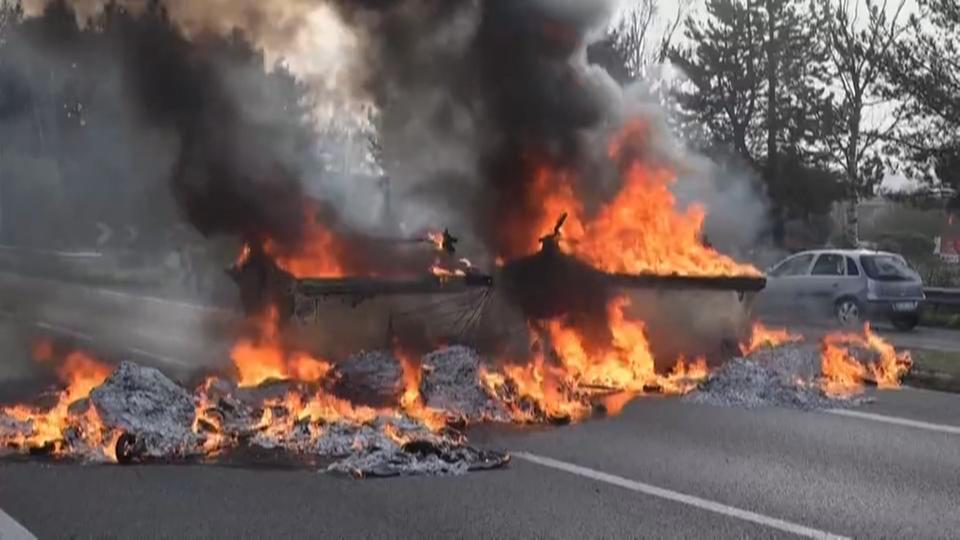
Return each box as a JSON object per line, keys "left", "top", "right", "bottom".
{"left": 605, "top": 272, "right": 767, "bottom": 292}
{"left": 295, "top": 273, "right": 494, "bottom": 298}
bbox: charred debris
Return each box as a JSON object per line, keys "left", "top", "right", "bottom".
{"left": 228, "top": 215, "right": 767, "bottom": 324}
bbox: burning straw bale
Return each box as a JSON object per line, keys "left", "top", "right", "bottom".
{"left": 89, "top": 362, "right": 201, "bottom": 458}
{"left": 330, "top": 442, "right": 509, "bottom": 478}
{"left": 245, "top": 408, "right": 508, "bottom": 477}
{"left": 419, "top": 346, "right": 510, "bottom": 423}
{"left": 686, "top": 344, "right": 870, "bottom": 410}
{"left": 333, "top": 350, "right": 404, "bottom": 407}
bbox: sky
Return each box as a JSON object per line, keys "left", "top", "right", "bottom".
{"left": 629, "top": 0, "right": 923, "bottom": 192}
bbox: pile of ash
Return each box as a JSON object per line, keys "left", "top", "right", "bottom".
{"left": 1, "top": 356, "right": 510, "bottom": 478}
{"left": 686, "top": 343, "right": 871, "bottom": 410}
{"left": 419, "top": 346, "right": 512, "bottom": 424}
{"left": 90, "top": 362, "right": 202, "bottom": 458}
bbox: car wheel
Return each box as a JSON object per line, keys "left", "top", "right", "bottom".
{"left": 890, "top": 313, "right": 919, "bottom": 331}
{"left": 835, "top": 298, "right": 861, "bottom": 327}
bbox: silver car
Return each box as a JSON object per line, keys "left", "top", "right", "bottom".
{"left": 755, "top": 249, "right": 925, "bottom": 330}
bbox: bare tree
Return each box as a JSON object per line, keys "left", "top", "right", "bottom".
{"left": 813, "top": 0, "right": 907, "bottom": 245}
{"left": 604, "top": 0, "right": 693, "bottom": 80}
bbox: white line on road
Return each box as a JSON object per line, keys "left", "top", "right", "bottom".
{"left": 825, "top": 409, "right": 960, "bottom": 435}
{"left": 514, "top": 452, "right": 849, "bottom": 540}
{"left": 33, "top": 321, "right": 94, "bottom": 342}
{"left": 0, "top": 507, "right": 36, "bottom": 540}
{"left": 128, "top": 347, "right": 192, "bottom": 368}
{"left": 1, "top": 311, "right": 192, "bottom": 369}
{"left": 94, "top": 288, "right": 233, "bottom": 316}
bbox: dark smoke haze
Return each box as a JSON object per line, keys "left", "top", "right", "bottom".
{"left": 2, "top": 0, "right": 769, "bottom": 363}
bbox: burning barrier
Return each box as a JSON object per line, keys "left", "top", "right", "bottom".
{"left": 1, "top": 323, "right": 911, "bottom": 476}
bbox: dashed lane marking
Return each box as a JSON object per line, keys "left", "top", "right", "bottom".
{"left": 514, "top": 452, "right": 850, "bottom": 540}
{"left": 825, "top": 409, "right": 960, "bottom": 436}
{"left": 0, "top": 507, "right": 36, "bottom": 540}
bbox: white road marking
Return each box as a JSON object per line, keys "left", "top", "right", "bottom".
{"left": 129, "top": 347, "right": 192, "bottom": 368}
{"left": 0, "top": 507, "right": 36, "bottom": 540}
{"left": 94, "top": 288, "right": 233, "bottom": 316}
{"left": 825, "top": 409, "right": 960, "bottom": 435}
{"left": 1, "top": 310, "right": 191, "bottom": 369}
{"left": 0, "top": 269, "right": 235, "bottom": 317}
{"left": 33, "top": 321, "right": 94, "bottom": 342}
{"left": 514, "top": 452, "right": 849, "bottom": 540}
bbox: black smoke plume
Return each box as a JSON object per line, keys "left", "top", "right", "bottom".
{"left": 327, "top": 0, "right": 619, "bottom": 258}
{"left": 117, "top": 10, "right": 307, "bottom": 246}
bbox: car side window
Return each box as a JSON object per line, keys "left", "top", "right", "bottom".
{"left": 771, "top": 254, "right": 814, "bottom": 277}
{"left": 811, "top": 253, "right": 844, "bottom": 276}
{"left": 846, "top": 257, "right": 860, "bottom": 276}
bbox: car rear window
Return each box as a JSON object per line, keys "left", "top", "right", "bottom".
{"left": 860, "top": 255, "right": 913, "bottom": 281}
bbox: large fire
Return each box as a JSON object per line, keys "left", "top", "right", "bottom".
{"left": 223, "top": 119, "right": 762, "bottom": 424}
{"left": 480, "top": 296, "right": 709, "bottom": 422}
{"left": 516, "top": 121, "right": 759, "bottom": 277}
{"left": 820, "top": 324, "right": 912, "bottom": 396}
{"left": 740, "top": 323, "right": 804, "bottom": 356}
{"left": 262, "top": 204, "right": 349, "bottom": 278}
{"left": 230, "top": 305, "right": 333, "bottom": 387}
{"left": 0, "top": 345, "right": 119, "bottom": 460}
{"left": 0, "top": 118, "right": 914, "bottom": 468}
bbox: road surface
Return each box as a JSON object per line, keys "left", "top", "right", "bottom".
{"left": 2, "top": 273, "right": 960, "bottom": 538}
{"left": 762, "top": 314, "right": 960, "bottom": 353}
{"left": 2, "top": 386, "right": 959, "bottom": 538}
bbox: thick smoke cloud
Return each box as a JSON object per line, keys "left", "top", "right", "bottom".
{"left": 8, "top": 0, "right": 769, "bottom": 362}
{"left": 324, "top": 0, "right": 624, "bottom": 260}
{"left": 116, "top": 11, "right": 308, "bottom": 246}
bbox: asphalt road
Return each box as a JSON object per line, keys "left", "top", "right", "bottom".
{"left": 2, "top": 388, "right": 959, "bottom": 538}
{"left": 2, "top": 273, "right": 960, "bottom": 538}
{"left": 761, "top": 314, "right": 960, "bottom": 353}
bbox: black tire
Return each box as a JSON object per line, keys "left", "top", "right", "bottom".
{"left": 835, "top": 297, "right": 861, "bottom": 327}
{"left": 891, "top": 313, "right": 919, "bottom": 331}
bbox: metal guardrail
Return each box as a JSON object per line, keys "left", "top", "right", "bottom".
{"left": 923, "top": 287, "right": 960, "bottom": 307}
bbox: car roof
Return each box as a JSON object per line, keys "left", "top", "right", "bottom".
{"left": 785, "top": 249, "right": 900, "bottom": 258}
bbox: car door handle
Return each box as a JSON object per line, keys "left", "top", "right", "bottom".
{"left": 832, "top": 283, "right": 839, "bottom": 288}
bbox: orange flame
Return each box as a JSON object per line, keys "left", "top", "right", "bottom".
{"left": 429, "top": 263, "right": 466, "bottom": 279}
{"left": 395, "top": 347, "right": 446, "bottom": 431}
{"left": 231, "top": 306, "right": 332, "bottom": 388}
{"left": 426, "top": 231, "right": 445, "bottom": 251}
{"left": 262, "top": 205, "right": 348, "bottom": 278}
{"left": 739, "top": 323, "right": 803, "bottom": 355}
{"left": 1, "top": 350, "right": 115, "bottom": 458}
{"left": 514, "top": 120, "right": 759, "bottom": 278}
{"left": 192, "top": 378, "right": 227, "bottom": 454}
{"left": 480, "top": 351, "right": 589, "bottom": 422}
{"left": 31, "top": 338, "right": 54, "bottom": 363}
{"left": 234, "top": 243, "right": 252, "bottom": 268}
{"left": 481, "top": 296, "right": 710, "bottom": 422}
{"left": 820, "top": 324, "right": 912, "bottom": 396}
{"left": 661, "top": 356, "right": 709, "bottom": 394}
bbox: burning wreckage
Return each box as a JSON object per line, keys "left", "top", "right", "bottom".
{"left": 227, "top": 214, "right": 766, "bottom": 324}
{"left": 0, "top": 0, "right": 918, "bottom": 481}
{"left": 0, "top": 211, "right": 913, "bottom": 478}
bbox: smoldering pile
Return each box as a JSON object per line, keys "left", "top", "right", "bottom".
{"left": 0, "top": 349, "right": 514, "bottom": 478}
{"left": 686, "top": 343, "right": 872, "bottom": 410}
